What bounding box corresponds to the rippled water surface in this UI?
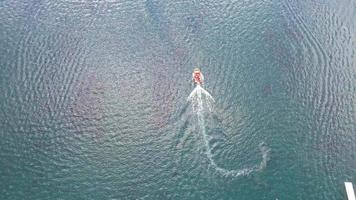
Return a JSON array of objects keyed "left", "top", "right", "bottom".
[{"left": 0, "top": 0, "right": 355, "bottom": 199}]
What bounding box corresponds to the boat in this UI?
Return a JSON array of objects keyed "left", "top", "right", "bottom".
[{"left": 192, "top": 68, "right": 204, "bottom": 85}]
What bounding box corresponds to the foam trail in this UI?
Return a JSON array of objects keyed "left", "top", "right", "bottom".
[
  {"left": 187, "top": 85, "right": 215, "bottom": 103},
  {"left": 187, "top": 85, "right": 270, "bottom": 177}
]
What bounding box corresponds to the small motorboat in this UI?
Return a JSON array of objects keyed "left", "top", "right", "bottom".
[{"left": 192, "top": 68, "right": 204, "bottom": 85}]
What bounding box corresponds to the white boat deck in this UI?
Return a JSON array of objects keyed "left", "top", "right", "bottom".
[{"left": 345, "top": 182, "right": 355, "bottom": 200}]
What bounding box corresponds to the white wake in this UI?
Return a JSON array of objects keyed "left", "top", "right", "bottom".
[{"left": 187, "top": 85, "right": 270, "bottom": 177}]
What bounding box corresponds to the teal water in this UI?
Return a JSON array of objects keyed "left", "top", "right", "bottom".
[{"left": 0, "top": 0, "right": 355, "bottom": 199}]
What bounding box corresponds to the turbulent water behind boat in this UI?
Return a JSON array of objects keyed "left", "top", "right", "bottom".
[
  {"left": 0, "top": 0, "right": 355, "bottom": 199},
  {"left": 186, "top": 85, "right": 270, "bottom": 177}
]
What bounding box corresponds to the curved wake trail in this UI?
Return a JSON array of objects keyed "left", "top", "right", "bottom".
[{"left": 187, "top": 85, "right": 270, "bottom": 177}]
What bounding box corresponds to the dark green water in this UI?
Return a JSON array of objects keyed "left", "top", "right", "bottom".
[{"left": 0, "top": 0, "right": 355, "bottom": 199}]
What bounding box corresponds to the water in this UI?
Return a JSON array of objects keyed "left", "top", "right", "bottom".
[
  {"left": 0, "top": 0, "right": 355, "bottom": 199},
  {"left": 187, "top": 84, "right": 270, "bottom": 177}
]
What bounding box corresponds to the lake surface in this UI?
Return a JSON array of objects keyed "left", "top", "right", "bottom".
[{"left": 0, "top": 0, "right": 355, "bottom": 199}]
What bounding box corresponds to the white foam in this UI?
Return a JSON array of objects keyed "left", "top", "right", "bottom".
[{"left": 187, "top": 85, "right": 270, "bottom": 177}]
